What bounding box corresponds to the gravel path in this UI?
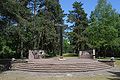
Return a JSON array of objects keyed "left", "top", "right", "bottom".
[
  {"left": 0, "top": 67, "right": 120, "bottom": 77},
  {"left": 0, "top": 67, "right": 120, "bottom": 80}
]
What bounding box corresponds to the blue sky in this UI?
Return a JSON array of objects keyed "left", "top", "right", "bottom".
[{"left": 60, "top": 0, "right": 120, "bottom": 18}]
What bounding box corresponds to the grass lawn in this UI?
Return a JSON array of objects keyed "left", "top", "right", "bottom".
[
  {"left": 63, "top": 53, "right": 78, "bottom": 57},
  {"left": 97, "top": 57, "right": 120, "bottom": 68},
  {"left": 115, "top": 60, "right": 120, "bottom": 68}
]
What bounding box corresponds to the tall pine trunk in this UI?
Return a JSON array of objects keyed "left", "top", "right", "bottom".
[{"left": 20, "top": 41, "right": 23, "bottom": 59}]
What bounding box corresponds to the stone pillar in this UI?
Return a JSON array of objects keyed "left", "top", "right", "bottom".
[
  {"left": 79, "top": 51, "right": 82, "bottom": 58},
  {"left": 93, "top": 49, "right": 95, "bottom": 59},
  {"left": 29, "top": 50, "right": 34, "bottom": 61}
]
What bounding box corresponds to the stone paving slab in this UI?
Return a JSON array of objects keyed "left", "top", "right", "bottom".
[{"left": 28, "top": 57, "right": 98, "bottom": 64}]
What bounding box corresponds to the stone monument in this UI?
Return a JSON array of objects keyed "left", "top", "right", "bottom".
[
  {"left": 79, "top": 51, "right": 92, "bottom": 59},
  {"left": 93, "top": 49, "right": 95, "bottom": 59},
  {"left": 29, "top": 50, "right": 46, "bottom": 61}
]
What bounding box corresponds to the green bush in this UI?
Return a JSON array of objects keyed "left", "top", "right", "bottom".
[{"left": 0, "top": 65, "right": 4, "bottom": 71}]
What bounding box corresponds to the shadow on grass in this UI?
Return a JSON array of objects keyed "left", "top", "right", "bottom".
[
  {"left": 0, "top": 59, "right": 12, "bottom": 73},
  {"left": 116, "top": 59, "right": 120, "bottom": 60},
  {"left": 108, "top": 71, "right": 120, "bottom": 80},
  {"left": 0, "top": 66, "right": 5, "bottom": 74}
]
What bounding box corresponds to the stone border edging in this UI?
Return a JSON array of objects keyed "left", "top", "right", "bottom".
[{"left": 98, "top": 60, "right": 115, "bottom": 67}]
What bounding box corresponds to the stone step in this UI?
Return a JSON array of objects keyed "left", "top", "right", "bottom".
[
  {"left": 13, "top": 67, "right": 111, "bottom": 71},
  {"left": 13, "top": 64, "right": 110, "bottom": 68},
  {"left": 14, "top": 66, "right": 110, "bottom": 69},
  {"left": 12, "top": 67, "right": 111, "bottom": 73},
  {"left": 12, "top": 65, "right": 110, "bottom": 69},
  {"left": 14, "top": 64, "right": 108, "bottom": 68},
  {"left": 13, "top": 63, "right": 110, "bottom": 67},
  {"left": 12, "top": 62, "right": 112, "bottom": 72},
  {"left": 11, "top": 58, "right": 112, "bottom": 72}
]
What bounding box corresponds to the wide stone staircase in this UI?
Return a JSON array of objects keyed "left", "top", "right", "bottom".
[{"left": 11, "top": 58, "right": 112, "bottom": 73}]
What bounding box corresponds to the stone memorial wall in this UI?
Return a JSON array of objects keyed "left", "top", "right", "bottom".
[{"left": 29, "top": 50, "right": 46, "bottom": 60}]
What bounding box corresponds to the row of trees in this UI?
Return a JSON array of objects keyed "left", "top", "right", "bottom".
[
  {"left": 0, "top": 0, "right": 64, "bottom": 58},
  {"left": 67, "top": 0, "right": 120, "bottom": 57},
  {"left": 0, "top": 0, "right": 120, "bottom": 58}
]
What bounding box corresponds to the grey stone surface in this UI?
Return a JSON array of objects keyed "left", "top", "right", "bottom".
[
  {"left": 79, "top": 51, "right": 92, "bottom": 59},
  {"left": 29, "top": 50, "right": 46, "bottom": 61}
]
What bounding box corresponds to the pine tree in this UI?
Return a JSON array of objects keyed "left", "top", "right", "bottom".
[
  {"left": 67, "top": 1, "right": 88, "bottom": 53},
  {"left": 37, "top": 0, "right": 64, "bottom": 55},
  {"left": 0, "top": 0, "right": 31, "bottom": 58},
  {"left": 87, "top": 0, "right": 120, "bottom": 57}
]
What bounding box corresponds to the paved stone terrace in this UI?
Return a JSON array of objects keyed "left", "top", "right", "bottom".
[
  {"left": 28, "top": 57, "right": 98, "bottom": 64},
  {"left": 11, "top": 57, "right": 112, "bottom": 72}
]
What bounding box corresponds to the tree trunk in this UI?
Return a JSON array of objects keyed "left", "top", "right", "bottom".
[
  {"left": 81, "top": 43, "right": 84, "bottom": 51},
  {"left": 21, "top": 41, "right": 24, "bottom": 59},
  {"left": 34, "top": 0, "right": 36, "bottom": 15},
  {"left": 37, "top": 35, "right": 40, "bottom": 49},
  {"left": 34, "top": 37, "right": 37, "bottom": 49}
]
